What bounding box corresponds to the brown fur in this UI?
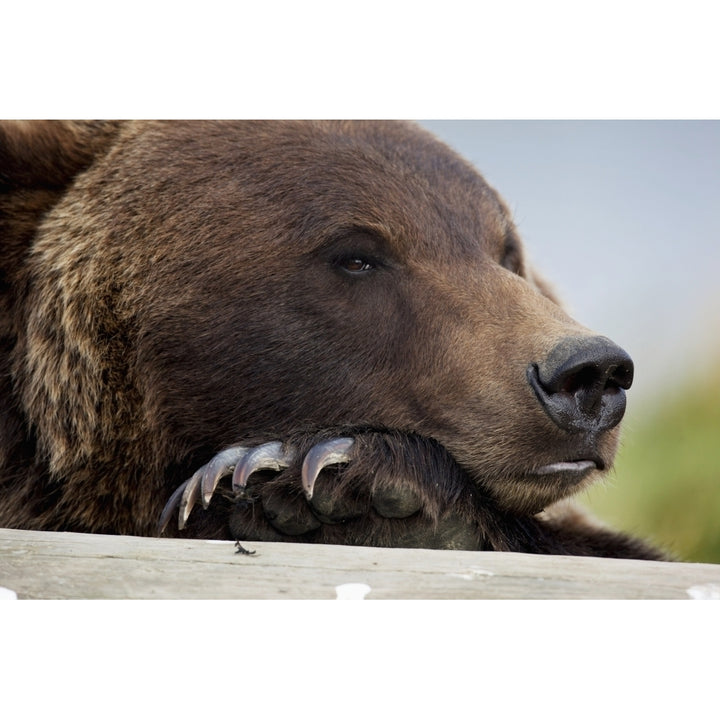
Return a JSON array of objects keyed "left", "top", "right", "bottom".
[{"left": 0, "top": 120, "right": 664, "bottom": 558}]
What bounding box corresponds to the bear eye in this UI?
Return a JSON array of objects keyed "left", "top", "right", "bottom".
[{"left": 333, "top": 256, "right": 376, "bottom": 276}]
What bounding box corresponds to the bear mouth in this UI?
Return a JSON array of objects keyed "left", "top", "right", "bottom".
[
  {"left": 523, "top": 458, "right": 605, "bottom": 496},
  {"left": 476, "top": 456, "right": 606, "bottom": 516},
  {"left": 531, "top": 459, "right": 603, "bottom": 478}
]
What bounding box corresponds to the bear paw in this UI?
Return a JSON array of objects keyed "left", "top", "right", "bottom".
[{"left": 158, "top": 432, "right": 483, "bottom": 550}]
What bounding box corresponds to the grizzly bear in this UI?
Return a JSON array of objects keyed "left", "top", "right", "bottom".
[{"left": 0, "top": 120, "right": 664, "bottom": 559}]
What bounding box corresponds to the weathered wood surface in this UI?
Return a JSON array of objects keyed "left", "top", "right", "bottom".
[{"left": 1, "top": 527, "right": 719, "bottom": 599}]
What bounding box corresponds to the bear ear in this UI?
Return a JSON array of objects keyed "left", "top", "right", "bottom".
[
  {"left": 0, "top": 121, "right": 122, "bottom": 304},
  {"left": 0, "top": 120, "right": 121, "bottom": 188}
]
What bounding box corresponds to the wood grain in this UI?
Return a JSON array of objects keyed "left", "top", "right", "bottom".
[{"left": 1, "top": 527, "right": 719, "bottom": 599}]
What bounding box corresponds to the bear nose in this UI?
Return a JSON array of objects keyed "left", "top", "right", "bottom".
[{"left": 527, "top": 336, "right": 634, "bottom": 434}]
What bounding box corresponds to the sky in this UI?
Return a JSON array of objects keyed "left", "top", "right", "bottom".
[{"left": 419, "top": 121, "right": 720, "bottom": 408}]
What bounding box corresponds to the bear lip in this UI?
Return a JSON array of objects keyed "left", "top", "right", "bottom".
[{"left": 531, "top": 459, "right": 600, "bottom": 476}]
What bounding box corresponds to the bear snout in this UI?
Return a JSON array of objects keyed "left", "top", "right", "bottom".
[{"left": 527, "top": 335, "right": 634, "bottom": 435}]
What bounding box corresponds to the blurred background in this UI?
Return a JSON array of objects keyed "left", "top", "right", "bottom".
[{"left": 420, "top": 121, "right": 720, "bottom": 563}]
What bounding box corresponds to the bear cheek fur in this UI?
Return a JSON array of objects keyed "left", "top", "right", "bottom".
[{"left": 131, "top": 235, "right": 428, "bottom": 450}]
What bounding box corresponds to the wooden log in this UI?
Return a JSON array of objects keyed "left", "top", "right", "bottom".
[{"left": 1, "top": 527, "right": 719, "bottom": 599}]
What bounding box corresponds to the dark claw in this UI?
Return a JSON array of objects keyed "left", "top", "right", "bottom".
[
  {"left": 179, "top": 467, "right": 204, "bottom": 529},
  {"left": 160, "top": 437, "right": 356, "bottom": 536},
  {"left": 158, "top": 445, "right": 251, "bottom": 533},
  {"left": 231, "top": 441, "right": 296, "bottom": 491},
  {"left": 301, "top": 437, "right": 355, "bottom": 500},
  {"left": 157, "top": 480, "right": 189, "bottom": 535},
  {"left": 201, "top": 446, "right": 250, "bottom": 507}
]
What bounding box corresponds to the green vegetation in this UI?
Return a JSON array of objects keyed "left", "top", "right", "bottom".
[{"left": 582, "top": 363, "right": 720, "bottom": 564}]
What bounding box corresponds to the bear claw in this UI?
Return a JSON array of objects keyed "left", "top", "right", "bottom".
[
  {"left": 159, "top": 437, "right": 355, "bottom": 534},
  {"left": 157, "top": 446, "right": 249, "bottom": 533},
  {"left": 231, "top": 441, "right": 296, "bottom": 491},
  {"left": 201, "top": 446, "right": 251, "bottom": 505},
  {"left": 300, "top": 437, "right": 355, "bottom": 499},
  {"left": 157, "top": 482, "right": 189, "bottom": 534}
]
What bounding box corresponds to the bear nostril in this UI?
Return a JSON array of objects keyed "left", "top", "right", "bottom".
[
  {"left": 611, "top": 361, "right": 634, "bottom": 391},
  {"left": 528, "top": 336, "right": 634, "bottom": 433},
  {"left": 557, "top": 365, "right": 599, "bottom": 396}
]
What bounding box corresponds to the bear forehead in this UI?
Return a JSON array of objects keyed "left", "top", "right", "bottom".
[{"left": 102, "top": 120, "right": 516, "bottom": 264}]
